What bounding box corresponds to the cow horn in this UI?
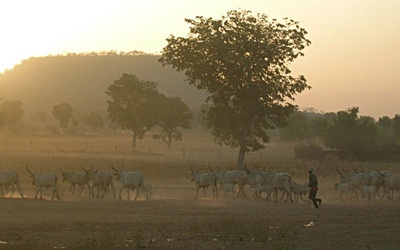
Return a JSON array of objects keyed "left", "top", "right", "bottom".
[
  {"left": 208, "top": 164, "right": 214, "bottom": 172},
  {"left": 120, "top": 163, "right": 125, "bottom": 171},
  {"left": 190, "top": 165, "right": 194, "bottom": 173},
  {"left": 81, "top": 165, "right": 91, "bottom": 173},
  {"left": 26, "top": 164, "right": 34, "bottom": 176},
  {"left": 375, "top": 169, "right": 384, "bottom": 176},
  {"left": 336, "top": 169, "right": 344, "bottom": 177},
  {"left": 59, "top": 167, "right": 65, "bottom": 174},
  {"left": 111, "top": 165, "right": 118, "bottom": 172}
]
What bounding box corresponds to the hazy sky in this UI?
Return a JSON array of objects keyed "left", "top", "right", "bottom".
[{"left": 1, "top": 0, "right": 399, "bottom": 119}]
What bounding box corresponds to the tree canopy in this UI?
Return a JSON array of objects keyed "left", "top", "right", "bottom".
[
  {"left": 160, "top": 9, "right": 311, "bottom": 168},
  {"left": 106, "top": 74, "right": 161, "bottom": 148},
  {"left": 52, "top": 102, "right": 73, "bottom": 129},
  {"left": 0, "top": 100, "right": 24, "bottom": 132},
  {"left": 153, "top": 96, "right": 193, "bottom": 148}
]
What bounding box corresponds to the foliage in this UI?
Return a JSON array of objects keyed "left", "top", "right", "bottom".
[
  {"left": 324, "top": 107, "right": 378, "bottom": 152},
  {"left": 85, "top": 111, "right": 105, "bottom": 131},
  {"left": 0, "top": 99, "right": 24, "bottom": 131},
  {"left": 280, "top": 110, "right": 330, "bottom": 142},
  {"left": 52, "top": 103, "right": 73, "bottom": 129},
  {"left": 160, "top": 9, "right": 311, "bottom": 168},
  {"left": 152, "top": 96, "right": 193, "bottom": 148},
  {"left": 106, "top": 74, "right": 161, "bottom": 148},
  {"left": 280, "top": 111, "right": 312, "bottom": 141}
]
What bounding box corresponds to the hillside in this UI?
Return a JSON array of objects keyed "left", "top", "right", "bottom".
[{"left": 0, "top": 54, "right": 208, "bottom": 116}]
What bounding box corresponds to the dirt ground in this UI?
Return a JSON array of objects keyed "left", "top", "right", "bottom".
[{"left": 0, "top": 179, "right": 399, "bottom": 250}]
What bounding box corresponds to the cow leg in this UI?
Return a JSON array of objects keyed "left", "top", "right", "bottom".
[
  {"left": 16, "top": 184, "right": 24, "bottom": 198},
  {"left": 9, "top": 184, "right": 15, "bottom": 198},
  {"left": 110, "top": 182, "right": 116, "bottom": 199},
  {"left": 101, "top": 185, "right": 107, "bottom": 198},
  {"left": 77, "top": 185, "right": 84, "bottom": 196},
  {"left": 34, "top": 188, "right": 39, "bottom": 199},
  {"left": 211, "top": 186, "right": 216, "bottom": 200},
  {"left": 134, "top": 187, "right": 140, "bottom": 201},
  {"left": 195, "top": 187, "right": 200, "bottom": 199},
  {"left": 119, "top": 186, "right": 124, "bottom": 199}
]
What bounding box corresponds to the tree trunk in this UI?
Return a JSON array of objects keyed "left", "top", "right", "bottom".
[
  {"left": 236, "top": 119, "right": 251, "bottom": 170},
  {"left": 131, "top": 132, "right": 137, "bottom": 148},
  {"left": 236, "top": 146, "right": 246, "bottom": 170}
]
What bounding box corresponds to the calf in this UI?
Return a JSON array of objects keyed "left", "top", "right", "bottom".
[
  {"left": 290, "top": 181, "right": 309, "bottom": 203},
  {"left": 334, "top": 182, "right": 355, "bottom": 200},
  {"left": 360, "top": 185, "right": 377, "bottom": 201}
]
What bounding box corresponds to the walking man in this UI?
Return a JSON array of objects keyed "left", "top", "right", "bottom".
[{"left": 308, "top": 167, "right": 322, "bottom": 208}]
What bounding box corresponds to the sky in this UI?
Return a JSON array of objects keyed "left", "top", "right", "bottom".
[{"left": 1, "top": 0, "right": 399, "bottom": 119}]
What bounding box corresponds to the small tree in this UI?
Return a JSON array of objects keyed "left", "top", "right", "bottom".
[
  {"left": 52, "top": 103, "right": 73, "bottom": 129},
  {"left": 85, "top": 111, "right": 104, "bottom": 131},
  {"left": 153, "top": 96, "right": 193, "bottom": 148},
  {"left": 106, "top": 74, "right": 160, "bottom": 148},
  {"left": 0, "top": 100, "right": 24, "bottom": 131}
]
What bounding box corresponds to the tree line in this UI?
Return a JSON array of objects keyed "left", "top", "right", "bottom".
[
  {"left": 0, "top": 73, "right": 193, "bottom": 149},
  {"left": 281, "top": 107, "right": 400, "bottom": 161}
]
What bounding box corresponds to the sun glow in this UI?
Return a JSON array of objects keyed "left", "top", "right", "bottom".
[{"left": 0, "top": 1, "right": 124, "bottom": 72}]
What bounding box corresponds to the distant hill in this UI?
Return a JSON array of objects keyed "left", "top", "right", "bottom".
[{"left": 0, "top": 54, "right": 208, "bottom": 116}]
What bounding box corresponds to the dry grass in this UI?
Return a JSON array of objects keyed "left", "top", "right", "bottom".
[{"left": 0, "top": 132, "right": 400, "bottom": 249}]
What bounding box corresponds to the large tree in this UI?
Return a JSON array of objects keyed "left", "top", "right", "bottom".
[
  {"left": 153, "top": 96, "right": 193, "bottom": 148},
  {"left": 106, "top": 74, "right": 161, "bottom": 148},
  {"left": 159, "top": 10, "right": 311, "bottom": 168}
]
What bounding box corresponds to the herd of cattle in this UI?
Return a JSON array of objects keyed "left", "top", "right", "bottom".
[
  {"left": 0, "top": 164, "right": 399, "bottom": 202},
  {"left": 190, "top": 166, "right": 400, "bottom": 202},
  {"left": 0, "top": 164, "right": 152, "bottom": 201}
]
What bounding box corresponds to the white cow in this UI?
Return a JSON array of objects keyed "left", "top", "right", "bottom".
[
  {"left": 0, "top": 171, "right": 24, "bottom": 198},
  {"left": 60, "top": 167, "right": 90, "bottom": 196},
  {"left": 257, "top": 169, "right": 293, "bottom": 203},
  {"left": 26, "top": 165, "right": 59, "bottom": 200},
  {"left": 382, "top": 172, "right": 400, "bottom": 200},
  {"left": 112, "top": 165, "right": 148, "bottom": 200},
  {"left": 87, "top": 167, "right": 115, "bottom": 198},
  {"left": 190, "top": 166, "right": 217, "bottom": 199}
]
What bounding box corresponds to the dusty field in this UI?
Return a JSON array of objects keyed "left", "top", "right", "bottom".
[
  {"left": 0, "top": 134, "right": 399, "bottom": 249},
  {"left": 0, "top": 181, "right": 399, "bottom": 250}
]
